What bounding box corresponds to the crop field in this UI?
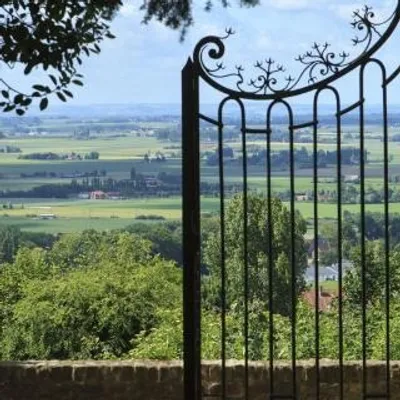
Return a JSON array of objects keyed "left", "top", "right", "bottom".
[
  {"left": 0, "top": 117, "right": 178, "bottom": 135},
  {"left": 1, "top": 198, "right": 183, "bottom": 219},
  {"left": 1, "top": 118, "right": 400, "bottom": 234},
  {"left": 0, "top": 197, "right": 184, "bottom": 233},
  {"left": 1, "top": 194, "right": 399, "bottom": 234},
  {"left": 0, "top": 136, "right": 169, "bottom": 163},
  {"left": 0, "top": 216, "right": 134, "bottom": 233}
]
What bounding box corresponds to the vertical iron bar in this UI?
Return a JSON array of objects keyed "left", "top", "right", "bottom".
[
  {"left": 312, "top": 94, "right": 320, "bottom": 400},
  {"left": 266, "top": 106, "right": 275, "bottom": 397},
  {"left": 359, "top": 65, "right": 367, "bottom": 399},
  {"left": 182, "top": 58, "right": 202, "bottom": 400},
  {"left": 382, "top": 68, "right": 391, "bottom": 400},
  {"left": 218, "top": 101, "right": 227, "bottom": 400},
  {"left": 289, "top": 112, "right": 297, "bottom": 399},
  {"left": 240, "top": 103, "right": 249, "bottom": 400},
  {"left": 336, "top": 94, "right": 344, "bottom": 400}
]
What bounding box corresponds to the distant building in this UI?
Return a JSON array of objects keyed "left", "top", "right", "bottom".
[
  {"left": 303, "top": 287, "right": 336, "bottom": 311},
  {"left": 66, "top": 153, "right": 81, "bottom": 160},
  {"left": 305, "top": 261, "right": 353, "bottom": 283},
  {"left": 144, "top": 177, "right": 161, "bottom": 189},
  {"left": 39, "top": 213, "right": 56, "bottom": 220},
  {"left": 296, "top": 193, "right": 311, "bottom": 202},
  {"left": 344, "top": 175, "right": 360, "bottom": 184},
  {"left": 305, "top": 266, "right": 339, "bottom": 283},
  {"left": 78, "top": 192, "right": 90, "bottom": 200},
  {"left": 90, "top": 190, "right": 107, "bottom": 200},
  {"left": 107, "top": 192, "right": 122, "bottom": 200}
]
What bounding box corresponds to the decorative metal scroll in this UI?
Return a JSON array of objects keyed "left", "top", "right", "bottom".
[{"left": 193, "top": 4, "right": 400, "bottom": 100}]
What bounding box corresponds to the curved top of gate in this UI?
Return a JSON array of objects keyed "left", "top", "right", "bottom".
[{"left": 193, "top": 2, "right": 400, "bottom": 100}]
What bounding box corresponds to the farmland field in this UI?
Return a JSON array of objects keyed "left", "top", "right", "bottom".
[
  {"left": 0, "top": 195, "right": 399, "bottom": 233},
  {"left": 0, "top": 136, "right": 168, "bottom": 163},
  {"left": 1, "top": 114, "right": 400, "bottom": 234}
]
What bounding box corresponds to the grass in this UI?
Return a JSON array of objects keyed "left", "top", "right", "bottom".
[
  {"left": 0, "top": 196, "right": 218, "bottom": 233},
  {"left": 0, "top": 158, "right": 182, "bottom": 188},
  {"left": 1, "top": 196, "right": 398, "bottom": 234},
  {"left": 320, "top": 281, "right": 339, "bottom": 292},
  {"left": 0, "top": 136, "right": 169, "bottom": 163},
  {"left": 2, "top": 128, "right": 400, "bottom": 234},
  {"left": 294, "top": 202, "right": 394, "bottom": 220},
  {"left": 312, "top": 280, "right": 339, "bottom": 294},
  {"left": 0, "top": 216, "right": 136, "bottom": 233},
  {"left": 1, "top": 198, "right": 183, "bottom": 219},
  {"left": 2, "top": 134, "right": 399, "bottom": 188}
]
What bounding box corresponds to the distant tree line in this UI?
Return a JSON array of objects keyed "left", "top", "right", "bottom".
[
  {"left": 0, "top": 171, "right": 241, "bottom": 199},
  {"left": 18, "top": 151, "right": 100, "bottom": 161},
  {"left": 19, "top": 170, "right": 107, "bottom": 179},
  {"left": 0, "top": 145, "right": 21, "bottom": 153},
  {"left": 206, "top": 147, "right": 367, "bottom": 168},
  {"left": 289, "top": 185, "right": 400, "bottom": 205}
]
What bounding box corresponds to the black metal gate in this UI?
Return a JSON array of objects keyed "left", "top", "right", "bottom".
[{"left": 182, "top": 3, "right": 400, "bottom": 399}]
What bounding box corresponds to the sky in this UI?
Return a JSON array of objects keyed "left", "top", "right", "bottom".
[{"left": 3, "top": 0, "right": 400, "bottom": 108}]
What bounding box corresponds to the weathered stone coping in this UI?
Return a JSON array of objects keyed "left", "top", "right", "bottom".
[{"left": 0, "top": 360, "right": 399, "bottom": 399}]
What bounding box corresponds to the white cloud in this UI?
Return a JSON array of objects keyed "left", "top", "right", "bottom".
[
  {"left": 264, "top": 0, "right": 328, "bottom": 10},
  {"left": 119, "top": 3, "right": 138, "bottom": 18}
]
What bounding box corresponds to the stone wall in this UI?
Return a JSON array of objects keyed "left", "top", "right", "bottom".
[{"left": 0, "top": 360, "right": 399, "bottom": 400}]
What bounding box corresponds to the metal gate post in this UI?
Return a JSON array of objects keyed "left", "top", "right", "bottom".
[{"left": 182, "top": 58, "right": 201, "bottom": 400}]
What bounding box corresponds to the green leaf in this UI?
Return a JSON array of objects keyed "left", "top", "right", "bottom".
[
  {"left": 3, "top": 104, "right": 16, "bottom": 112},
  {"left": 72, "top": 80, "right": 83, "bottom": 86},
  {"left": 21, "top": 98, "right": 32, "bottom": 107},
  {"left": 14, "top": 94, "right": 24, "bottom": 104},
  {"left": 16, "top": 109, "right": 25, "bottom": 116},
  {"left": 56, "top": 92, "right": 66, "bottom": 102},
  {"left": 40, "top": 97, "right": 49, "bottom": 111},
  {"left": 62, "top": 90, "right": 73, "bottom": 98},
  {"left": 49, "top": 75, "right": 57, "bottom": 86},
  {"left": 33, "top": 85, "right": 46, "bottom": 92},
  {"left": 24, "top": 63, "right": 34, "bottom": 75},
  {"left": 1, "top": 90, "right": 9, "bottom": 99}
]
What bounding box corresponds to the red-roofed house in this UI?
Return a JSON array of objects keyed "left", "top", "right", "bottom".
[
  {"left": 90, "top": 190, "right": 107, "bottom": 200},
  {"left": 303, "top": 287, "right": 336, "bottom": 312}
]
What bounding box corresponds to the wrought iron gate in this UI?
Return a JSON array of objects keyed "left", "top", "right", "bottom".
[{"left": 182, "top": 3, "right": 400, "bottom": 399}]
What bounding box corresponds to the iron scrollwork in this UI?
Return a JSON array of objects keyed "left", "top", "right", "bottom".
[{"left": 193, "top": 4, "right": 400, "bottom": 99}]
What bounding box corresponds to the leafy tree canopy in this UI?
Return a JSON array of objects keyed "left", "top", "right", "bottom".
[
  {"left": 0, "top": 225, "right": 20, "bottom": 264},
  {"left": 344, "top": 241, "right": 400, "bottom": 306},
  {"left": 125, "top": 221, "right": 182, "bottom": 265},
  {"left": 141, "top": 0, "right": 259, "bottom": 37},
  {"left": 0, "top": 0, "right": 258, "bottom": 114},
  {"left": 203, "top": 194, "right": 308, "bottom": 316},
  {"left": 0, "top": 0, "right": 122, "bottom": 114},
  {"left": 0, "top": 229, "right": 181, "bottom": 360}
]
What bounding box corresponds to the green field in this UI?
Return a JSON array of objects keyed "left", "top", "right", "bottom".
[
  {"left": 1, "top": 134, "right": 399, "bottom": 185},
  {"left": 0, "top": 136, "right": 169, "bottom": 163},
  {"left": 294, "top": 202, "right": 393, "bottom": 219},
  {"left": 0, "top": 216, "right": 136, "bottom": 233},
  {"left": 0, "top": 197, "right": 184, "bottom": 233},
  {"left": 1, "top": 196, "right": 399, "bottom": 233},
  {"left": 1, "top": 126, "right": 400, "bottom": 234},
  {"left": 1, "top": 198, "right": 183, "bottom": 219}
]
